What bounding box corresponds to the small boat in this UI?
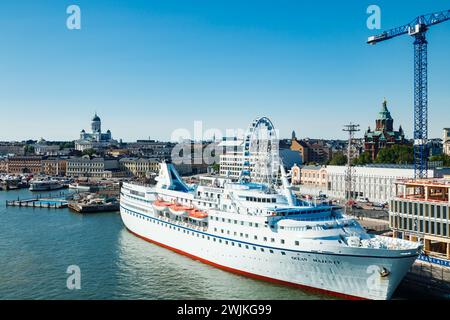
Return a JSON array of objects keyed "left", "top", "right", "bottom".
[
  {"left": 152, "top": 200, "right": 171, "bottom": 211},
  {"left": 30, "top": 180, "right": 64, "bottom": 191},
  {"left": 188, "top": 209, "right": 208, "bottom": 220},
  {"left": 168, "top": 204, "right": 190, "bottom": 216}
]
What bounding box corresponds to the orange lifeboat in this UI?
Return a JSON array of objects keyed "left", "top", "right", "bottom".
[
  {"left": 188, "top": 209, "right": 208, "bottom": 220},
  {"left": 168, "top": 204, "right": 190, "bottom": 216},
  {"left": 152, "top": 200, "right": 172, "bottom": 211}
]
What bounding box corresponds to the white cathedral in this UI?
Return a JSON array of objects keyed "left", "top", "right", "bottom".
[{"left": 75, "top": 113, "right": 118, "bottom": 151}]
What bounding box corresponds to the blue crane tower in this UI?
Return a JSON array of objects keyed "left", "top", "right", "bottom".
[{"left": 367, "top": 10, "right": 450, "bottom": 178}]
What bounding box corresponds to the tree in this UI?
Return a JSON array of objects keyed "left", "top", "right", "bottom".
[
  {"left": 328, "top": 151, "right": 347, "bottom": 166},
  {"left": 374, "top": 145, "right": 414, "bottom": 164},
  {"left": 430, "top": 154, "right": 450, "bottom": 167},
  {"left": 353, "top": 151, "right": 373, "bottom": 166},
  {"left": 23, "top": 144, "right": 35, "bottom": 155},
  {"left": 82, "top": 148, "right": 96, "bottom": 157},
  {"left": 59, "top": 141, "right": 75, "bottom": 150}
]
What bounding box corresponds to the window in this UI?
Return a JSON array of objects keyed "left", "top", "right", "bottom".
[
  {"left": 295, "top": 241, "right": 299, "bottom": 246},
  {"left": 281, "top": 239, "right": 285, "bottom": 244}
]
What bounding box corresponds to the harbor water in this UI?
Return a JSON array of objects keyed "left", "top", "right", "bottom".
[{"left": 0, "top": 189, "right": 427, "bottom": 300}]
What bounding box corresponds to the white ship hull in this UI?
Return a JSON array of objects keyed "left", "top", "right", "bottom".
[{"left": 120, "top": 202, "right": 416, "bottom": 300}]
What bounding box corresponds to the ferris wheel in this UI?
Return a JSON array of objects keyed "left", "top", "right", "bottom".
[{"left": 240, "top": 117, "right": 280, "bottom": 186}]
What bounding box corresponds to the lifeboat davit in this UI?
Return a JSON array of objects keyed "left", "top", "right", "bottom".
[
  {"left": 152, "top": 200, "right": 171, "bottom": 212},
  {"left": 168, "top": 204, "right": 190, "bottom": 216},
  {"left": 188, "top": 209, "right": 208, "bottom": 220}
]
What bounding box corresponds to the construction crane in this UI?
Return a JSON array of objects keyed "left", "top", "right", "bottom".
[{"left": 367, "top": 9, "right": 450, "bottom": 179}]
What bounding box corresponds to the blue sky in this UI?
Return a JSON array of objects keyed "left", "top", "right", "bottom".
[{"left": 0, "top": 0, "right": 449, "bottom": 142}]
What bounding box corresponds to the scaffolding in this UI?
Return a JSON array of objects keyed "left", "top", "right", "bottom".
[{"left": 343, "top": 123, "right": 360, "bottom": 214}]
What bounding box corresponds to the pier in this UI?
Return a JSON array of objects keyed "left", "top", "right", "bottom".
[{"left": 5, "top": 193, "right": 69, "bottom": 209}]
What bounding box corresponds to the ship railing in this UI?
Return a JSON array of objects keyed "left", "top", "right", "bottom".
[{"left": 158, "top": 215, "right": 208, "bottom": 232}]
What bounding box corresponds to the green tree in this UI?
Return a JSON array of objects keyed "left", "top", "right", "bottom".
[
  {"left": 430, "top": 153, "right": 450, "bottom": 167},
  {"left": 211, "top": 162, "right": 220, "bottom": 173},
  {"left": 374, "top": 145, "right": 414, "bottom": 164},
  {"left": 353, "top": 151, "right": 373, "bottom": 166},
  {"left": 23, "top": 145, "right": 35, "bottom": 155},
  {"left": 328, "top": 151, "right": 347, "bottom": 166},
  {"left": 59, "top": 141, "right": 75, "bottom": 150},
  {"left": 82, "top": 148, "right": 96, "bottom": 157}
]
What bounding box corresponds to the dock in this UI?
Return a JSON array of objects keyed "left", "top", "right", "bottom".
[
  {"left": 68, "top": 202, "right": 119, "bottom": 213},
  {"left": 6, "top": 198, "right": 68, "bottom": 209}
]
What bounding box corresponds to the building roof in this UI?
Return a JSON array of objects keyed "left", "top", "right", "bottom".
[
  {"left": 92, "top": 113, "right": 101, "bottom": 122},
  {"left": 378, "top": 99, "right": 393, "bottom": 120}
]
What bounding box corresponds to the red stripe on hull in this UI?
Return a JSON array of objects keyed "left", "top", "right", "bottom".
[{"left": 126, "top": 228, "right": 367, "bottom": 300}]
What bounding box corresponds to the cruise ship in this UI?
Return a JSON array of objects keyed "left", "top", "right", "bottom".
[{"left": 120, "top": 162, "right": 422, "bottom": 300}]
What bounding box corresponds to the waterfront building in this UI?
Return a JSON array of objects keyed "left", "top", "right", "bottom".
[
  {"left": 126, "top": 140, "right": 174, "bottom": 159},
  {"left": 0, "top": 143, "right": 25, "bottom": 156},
  {"left": 290, "top": 135, "right": 331, "bottom": 164},
  {"left": 444, "top": 128, "right": 450, "bottom": 156},
  {"left": 0, "top": 158, "right": 8, "bottom": 173},
  {"left": 291, "top": 164, "right": 327, "bottom": 188},
  {"left": 42, "top": 158, "right": 67, "bottom": 176},
  {"left": 364, "top": 99, "right": 406, "bottom": 161},
  {"left": 75, "top": 114, "right": 118, "bottom": 151},
  {"left": 325, "top": 164, "right": 444, "bottom": 203},
  {"left": 119, "top": 158, "right": 160, "bottom": 178},
  {"left": 33, "top": 138, "right": 61, "bottom": 156},
  {"left": 66, "top": 156, "right": 119, "bottom": 178},
  {"left": 6, "top": 156, "right": 44, "bottom": 175},
  {"left": 390, "top": 178, "right": 450, "bottom": 260}
]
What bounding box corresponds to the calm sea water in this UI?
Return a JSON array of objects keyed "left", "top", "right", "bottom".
[{"left": 0, "top": 188, "right": 333, "bottom": 300}]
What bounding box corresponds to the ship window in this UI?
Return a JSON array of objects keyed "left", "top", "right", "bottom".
[
  {"left": 207, "top": 236, "right": 210, "bottom": 240},
  {"left": 295, "top": 241, "right": 299, "bottom": 246},
  {"left": 225, "top": 241, "right": 228, "bottom": 245},
  {"left": 264, "top": 237, "right": 267, "bottom": 241},
  {"left": 231, "top": 242, "right": 235, "bottom": 246},
  {"left": 238, "top": 244, "right": 242, "bottom": 247},
  {"left": 245, "top": 245, "right": 249, "bottom": 249},
  {"left": 271, "top": 238, "right": 275, "bottom": 242},
  {"left": 249, "top": 222, "right": 253, "bottom": 227},
  {"left": 222, "top": 218, "right": 225, "bottom": 222},
  {"left": 241, "top": 221, "right": 244, "bottom": 225},
  {"left": 213, "top": 238, "right": 216, "bottom": 242},
  {"left": 255, "top": 223, "right": 259, "bottom": 228},
  {"left": 219, "top": 239, "right": 222, "bottom": 243},
  {"left": 253, "top": 247, "right": 256, "bottom": 250},
  {"left": 228, "top": 219, "right": 231, "bottom": 223},
  {"left": 245, "top": 234, "right": 249, "bottom": 238},
  {"left": 281, "top": 239, "right": 285, "bottom": 244},
  {"left": 269, "top": 250, "right": 274, "bottom": 254},
  {"left": 240, "top": 233, "right": 243, "bottom": 237},
  {"left": 254, "top": 236, "right": 257, "bottom": 240},
  {"left": 281, "top": 252, "right": 286, "bottom": 255},
  {"left": 234, "top": 220, "right": 237, "bottom": 224},
  {"left": 221, "top": 229, "right": 224, "bottom": 233}
]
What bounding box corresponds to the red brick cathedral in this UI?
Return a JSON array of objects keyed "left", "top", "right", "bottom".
[{"left": 364, "top": 99, "right": 406, "bottom": 160}]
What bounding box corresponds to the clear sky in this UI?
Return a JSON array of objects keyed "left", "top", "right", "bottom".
[{"left": 0, "top": 0, "right": 449, "bottom": 142}]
